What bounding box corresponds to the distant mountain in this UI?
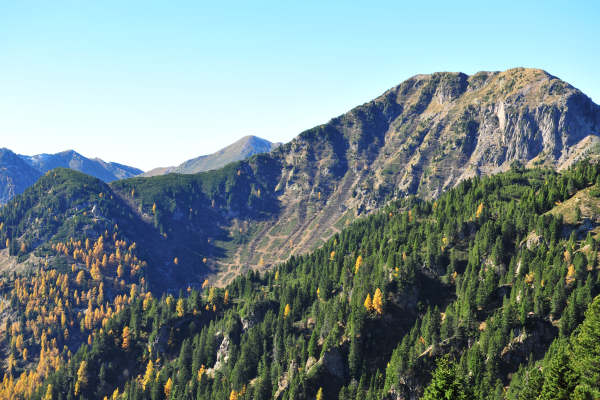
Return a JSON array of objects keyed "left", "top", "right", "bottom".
[
  {"left": 142, "top": 135, "right": 281, "bottom": 177},
  {"left": 0, "top": 148, "right": 41, "bottom": 204},
  {"left": 20, "top": 150, "right": 143, "bottom": 181},
  {"left": 0, "top": 149, "right": 142, "bottom": 204}
]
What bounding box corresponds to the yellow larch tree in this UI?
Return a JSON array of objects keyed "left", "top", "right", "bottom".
[
  {"left": 355, "top": 255, "right": 363, "bottom": 274},
  {"left": 364, "top": 293, "right": 373, "bottom": 312},
  {"left": 372, "top": 288, "right": 384, "bottom": 315},
  {"left": 476, "top": 202, "right": 484, "bottom": 218},
  {"left": 43, "top": 384, "right": 53, "bottom": 400},
  {"left": 566, "top": 264, "right": 577, "bottom": 285},
  {"left": 74, "top": 360, "right": 88, "bottom": 396},
  {"left": 164, "top": 377, "right": 173, "bottom": 398},
  {"left": 122, "top": 326, "right": 130, "bottom": 350},
  {"left": 197, "top": 364, "right": 206, "bottom": 382},
  {"left": 176, "top": 298, "right": 185, "bottom": 317},
  {"left": 75, "top": 270, "right": 86, "bottom": 286},
  {"left": 316, "top": 387, "right": 324, "bottom": 400},
  {"left": 142, "top": 360, "right": 154, "bottom": 390}
]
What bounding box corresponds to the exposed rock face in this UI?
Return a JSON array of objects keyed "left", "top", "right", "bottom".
[
  {"left": 500, "top": 316, "right": 558, "bottom": 367},
  {"left": 206, "top": 333, "right": 230, "bottom": 376},
  {"left": 209, "top": 68, "right": 600, "bottom": 279}
]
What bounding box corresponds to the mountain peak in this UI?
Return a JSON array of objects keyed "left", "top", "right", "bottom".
[{"left": 142, "top": 135, "right": 280, "bottom": 176}]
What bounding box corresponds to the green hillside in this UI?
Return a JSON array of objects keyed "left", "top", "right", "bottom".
[{"left": 7, "top": 160, "right": 598, "bottom": 400}]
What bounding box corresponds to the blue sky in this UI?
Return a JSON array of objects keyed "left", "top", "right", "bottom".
[{"left": 1, "top": 1, "right": 599, "bottom": 170}]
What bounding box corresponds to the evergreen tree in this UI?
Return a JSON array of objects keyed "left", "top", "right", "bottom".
[
  {"left": 422, "top": 356, "right": 472, "bottom": 400},
  {"left": 571, "top": 295, "right": 600, "bottom": 397},
  {"left": 538, "top": 343, "right": 576, "bottom": 400}
]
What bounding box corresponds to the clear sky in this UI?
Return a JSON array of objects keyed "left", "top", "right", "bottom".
[{"left": 1, "top": 1, "right": 599, "bottom": 171}]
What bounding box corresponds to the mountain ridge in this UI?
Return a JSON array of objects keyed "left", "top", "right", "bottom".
[
  {"left": 2, "top": 68, "right": 600, "bottom": 286},
  {"left": 0, "top": 148, "right": 143, "bottom": 204}
]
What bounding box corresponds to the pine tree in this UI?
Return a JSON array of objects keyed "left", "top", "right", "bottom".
[
  {"left": 422, "top": 356, "right": 472, "bottom": 400},
  {"left": 571, "top": 295, "right": 600, "bottom": 397},
  {"left": 538, "top": 343, "right": 576, "bottom": 400}
]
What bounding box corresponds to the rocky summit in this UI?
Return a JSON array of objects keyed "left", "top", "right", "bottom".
[{"left": 189, "top": 68, "right": 600, "bottom": 276}]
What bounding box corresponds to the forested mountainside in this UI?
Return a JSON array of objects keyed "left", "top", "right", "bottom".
[
  {"left": 0, "top": 148, "right": 142, "bottom": 204},
  {"left": 0, "top": 67, "right": 599, "bottom": 399},
  {"left": 109, "top": 68, "right": 600, "bottom": 283},
  {"left": 142, "top": 136, "right": 280, "bottom": 177},
  {"left": 2, "top": 160, "right": 600, "bottom": 399}
]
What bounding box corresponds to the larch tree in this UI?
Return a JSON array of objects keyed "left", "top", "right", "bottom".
[{"left": 373, "top": 288, "right": 384, "bottom": 315}]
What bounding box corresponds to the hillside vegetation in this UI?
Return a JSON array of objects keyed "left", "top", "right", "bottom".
[
  {"left": 0, "top": 68, "right": 599, "bottom": 399},
  {"left": 0, "top": 160, "right": 599, "bottom": 399}
]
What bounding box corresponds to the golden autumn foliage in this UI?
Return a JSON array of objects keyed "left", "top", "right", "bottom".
[
  {"left": 76, "top": 270, "right": 86, "bottom": 285},
  {"left": 74, "top": 360, "right": 88, "bottom": 395},
  {"left": 524, "top": 271, "right": 535, "bottom": 285},
  {"left": 0, "top": 220, "right": 151, "bottom": 397},
  {"left": 355, "top": 255, "right": 363, "bottom": 274},
  {"left": 43, "top": 384, "right": 53, "bottom": 400},
  {"left": 475, "top": 202, "right": 484, "bottom": 218},
  {"left": 566, "top": 264, "right": 577, "bottom": 285},
  {"left": 197, "top": 364, "right": 206, "bottom": 382},
  {"left": 372, "top": 288, "right": 384, "bottom": 315},
  {"left": 142, "top": 360, "right": 154, "bottom": 390},
  {"left": 176, "top": 298, "right": 185, "bottom": 317},
  {"left": 122, "top": 326, "right": 130, "bottom": 349},
  {"left": 283, "top": 303, "right": 291, "bottom": 319},
  {"left": 364, "top": 293, "right": 373, "bottom": 312},
  {"left": 164, "top": 377, "right": 173, "bottom": 398}
]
